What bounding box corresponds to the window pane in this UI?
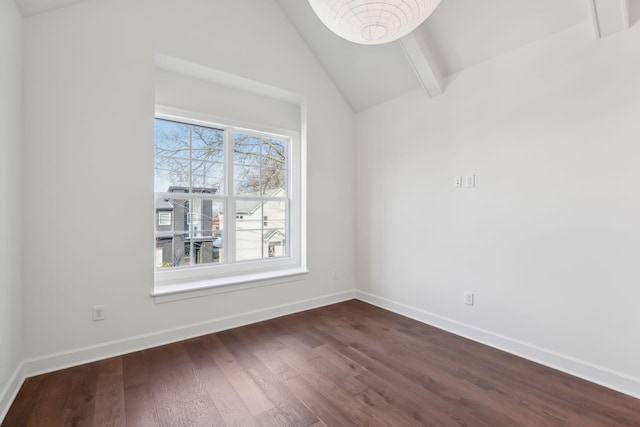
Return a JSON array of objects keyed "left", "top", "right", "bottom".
[
  {"left": 236, "top": 199, "right": 263, "bottom": 224},
  {"left": 191, "top": 125, "right": 224, "bottom": 162},
  {"left": 263, "top": 200, "right": 286, "bottom": 229},
  {"left": 192, "top": 161, "right": 224, "bottom": 195},
  {"left": 233, "top": 134, "right": 288, "bottom": 196},
  {"left": 263, "top": 200, "right": 286, "bottom": 258},
  {"left": 236, "top": 200, "right": 262, "bottom": 261},
  {"left": 261, "top": 138, "right": 287, "bottom": 195},
  {"left": 233, "top": 134, "right": 262, "bottom": 166},
  {"left": 155, "top": 119, "right": 225, "bottom": 195},
  {"left": 155, "top": 157, "right": 191, "bottom": 192},
  {"left": 235, "top": 200, "right": 287, "bottom": 261},
  {"left": 236, "top": 230, "right": 263, "bottom": 261},
  {"left": 234, "top": 165, "right": 261, "bottom": 195},
  {"left": 155, "top": 195, "right": 224, "bottom": 268},
  {"left": 264, "top": 229, "right": 286, "bottom": 258},
  {"left": 155, "top": 119, "right": 191, "bottom": 159}
]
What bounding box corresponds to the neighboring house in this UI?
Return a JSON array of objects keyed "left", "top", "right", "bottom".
[
  {"left": 235, "top": 188, "right": 287, "bottom": 261},
  {"left": 155, "top": 186, "right": 221, "bottom": 268},
  {"left": 155, "top": 187, "right": 286, "bottom": 267}
]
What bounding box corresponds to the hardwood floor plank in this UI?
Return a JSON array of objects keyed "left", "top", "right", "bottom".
[
  {"left": 123, "top": 383, "right": 159, "bottom": 426},
  {"left": 351, "top": 354, "right": 486, "bottom": 427},
  {"left": 155, "top": 396, "right": 224, "bottom": 427},
  {"left": 4, "top": 300, "right": 640, "bottom": 427},
  {"left": 208, "top": 334, "right": 275, "bottom": 416},
  {"left": 278, "top": 347, "right": 378, "bottom": 426},
  {"left": 254, "top": 407, "right": 292, "bottom": 427},
  {"left": 121, "top": 350, "right": 150, "bottom": 389},
  {"left": 253, "top": 347, "right": 299, "bottom": 382},
  {"left": 184, "top": 339, "right": 256, "bottom": 427},
  {"left": 93, "top": 358, "right": 126, "bottom": 427},
  {"left": 198, "top": 363, "right": 257, "bottom": 427},
  {"left": 219, "top": 329, "right": 319, "bottom": 427},
  {"left": 230, "top": 322, "right": 287, "bottom": 353},
  {"left": 25, "top": 365, "right": 99, "bottom": 427},
  {"left": 312, "top": 343, "right": 367, "bottom": 375},
  {"left": 144, "top": 340, "right": 226, "bottom": 426},
  {"left": 147, "top": 360, "right": 201, "bottom": 408},
  {"left": 144, "top": 342, "right": 191, "bottom": 372},
  {"left": 304, "top": 325, "right": 350, "bottom": 351},
  {"left": 353, "top": 386, "right": 430, "bottom": 427},
  {"left": 284, "top": 376, "right": 359, "bottom": 427},
  {"left": 0, "top": 375, "right": 44, "bottom": 426},
  {"left": 308, "top": 350, "right": 367, "bottom": 395}
]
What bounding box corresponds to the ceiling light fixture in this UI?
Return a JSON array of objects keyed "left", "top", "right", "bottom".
[{"left": 308, "top": 0, "right": 441, "bottom": 45}]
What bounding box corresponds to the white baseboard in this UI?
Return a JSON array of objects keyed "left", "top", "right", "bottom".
[
  {"left": 355, "top": 290, "right": 640, "bottom": 399},
  {"left": 22, "top": 290, "right": 355, "bottom": 379},
  {"left": 0, "top": 362, "right": 25, "bottom": 423}
]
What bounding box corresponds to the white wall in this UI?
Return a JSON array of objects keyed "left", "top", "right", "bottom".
[
  {"left": 357, "top": 22, "right": 640, "bottom": 396},
  {"left": 155, "top": 68, "right": 301, "bottom": 133},
  {"left": 0, "top": 0, "right": 23, "bottom": 415},
  {"left": 21, "top": 0, "right": 356, "bottom": 370}
]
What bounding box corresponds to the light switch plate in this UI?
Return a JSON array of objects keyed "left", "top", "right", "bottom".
[
  {"left": 465, "top": 175, "right": 475, "bottom": 188},
  {"left": 464, "top": 292, "right": 474, "bottom": 306}
]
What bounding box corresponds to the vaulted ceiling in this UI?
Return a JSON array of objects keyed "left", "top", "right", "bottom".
[
  {"left": 275, "top": 0, "right": 639, "bottom": 111},
  {"left": 15, "top": 0, "right": 640, "bottom": 112}
]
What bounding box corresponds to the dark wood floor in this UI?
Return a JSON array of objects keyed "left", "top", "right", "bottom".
[{"left": 4, "top": 300, "right": 640, "bottom": 426}]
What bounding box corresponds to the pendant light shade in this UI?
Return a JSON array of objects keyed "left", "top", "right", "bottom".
[{"left": 308, "top": 0, "right": 441, "bottom": 45}]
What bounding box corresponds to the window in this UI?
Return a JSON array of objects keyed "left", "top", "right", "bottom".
[
  {"left": 154, "top": 110, "right": 304, "bottom": 294},
  {"left": 158, "top": 212, "right": 172, "bottom": 226}
]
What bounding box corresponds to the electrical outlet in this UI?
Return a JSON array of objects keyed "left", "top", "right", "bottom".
[
  {"left": 454, "top": 176, "right": 463, "bottom": 188},
  {"left": 331, "top": 271, "right": 338, "bottom": 280},
  {"left": 92, "top": 305, "right": 105, "bottom": 321},
  {"left": 464, "top": 292, "right": 474, "bottom": 306}
]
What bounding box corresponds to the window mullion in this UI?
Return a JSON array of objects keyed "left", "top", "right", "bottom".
[
  {"left": 259, "top": 137, "right": 264, "bottom": 259},
  {"left": 286, "top": 138, "right": 294, "bottom": 259},
  {"left": 189, "top": 125, "right": 195, "bottom": 266},
  {"left": 225, "top": 128, "right": 236, "bottom": 263}
]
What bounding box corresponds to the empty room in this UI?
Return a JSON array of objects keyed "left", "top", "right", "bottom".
[{"left": 2, "top": 0, "right": 640, "bottom": 425}]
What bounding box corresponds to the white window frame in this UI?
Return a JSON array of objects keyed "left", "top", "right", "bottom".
[
  {"left": 153, "top": 106, "right": 306, "bottom": 301},
  {"left": 158, "top": 211, "right": 172, "bottom": 226}
]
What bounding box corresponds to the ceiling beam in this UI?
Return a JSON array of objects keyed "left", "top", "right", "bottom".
[
  {"left": 588, "top": 0, "right": 629, "bottom": 39},
  {"left": 399, "top": 31, "right": 444, "bottom": 98}
]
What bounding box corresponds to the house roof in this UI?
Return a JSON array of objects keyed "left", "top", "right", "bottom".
[{"left": 155, "top": 198, "right": 173, "bottom": 211}]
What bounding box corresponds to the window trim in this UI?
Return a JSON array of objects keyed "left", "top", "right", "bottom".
[
  {"left": 153, "top": 106, "right": 306, "bottom": 298},
  {"left": 158, "top": 211, "right": 172, "bottom": 226}
]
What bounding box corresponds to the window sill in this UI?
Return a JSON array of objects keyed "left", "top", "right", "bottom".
[{"left": 152, "top": 267, "right": 308, "bottom": 303}]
